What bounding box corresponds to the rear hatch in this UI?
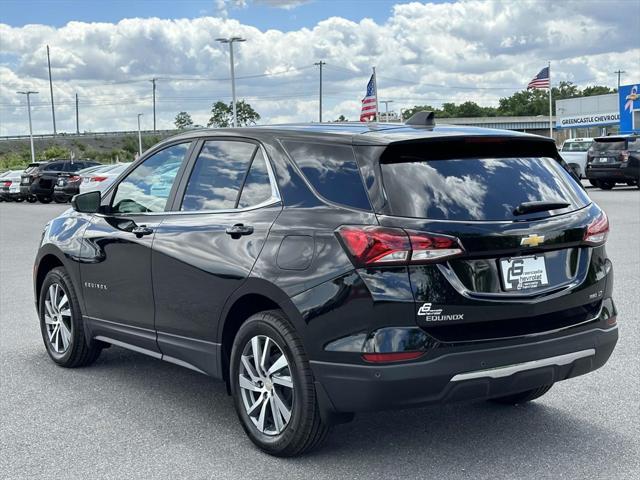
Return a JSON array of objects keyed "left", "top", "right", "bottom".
[
  {"left": 21, "top": 164, "right": 41, "bottom": 186},
  {"left": 367, "top": 136, "right": 604, "bottom": 341},
  {"left": 587, "top": 138, "right": 627, "bottom": 168}
]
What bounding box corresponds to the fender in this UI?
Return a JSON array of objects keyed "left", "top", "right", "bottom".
[{"left": 216, "top": 276, "right": 307, "bottom": 343}]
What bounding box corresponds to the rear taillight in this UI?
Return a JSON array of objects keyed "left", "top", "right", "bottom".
[
  {"left": 69, "top": 175, "right": 81, "bottom": 182},
  {"left": 406, "top": 230, "right": 464, "bottom": 262},
  {"left": 336, "top": 226, "right": 464, "bottom": 267},
  {"left": 91, "top": 176, "right": 108, "bottom": 182},
  {"left": 3, "top": 181, "right": 11, "bottom": 187},
  {"left": 584, "top": 211, "right": 609, "bottom": 246}
]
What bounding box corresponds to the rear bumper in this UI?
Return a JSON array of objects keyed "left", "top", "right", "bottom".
[
  {"left": 53, "top": 185, "right": 78, "bottom": 200},
  {"left": 311, "top": 325, "right": 618, "bottom": 413},
  {"left": 586, "top": 166, "right": 639, "bottom": 181}
]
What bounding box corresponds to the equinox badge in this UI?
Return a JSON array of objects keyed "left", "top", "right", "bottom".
[{"left": 520, "top": 234, "right": 545, "bottom": 247}]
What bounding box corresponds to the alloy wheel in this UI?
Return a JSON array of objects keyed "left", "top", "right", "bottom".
[
  {"left": 238, "top": 335, "right": 294, "bottom": 436},
  {"left": 43, "top": 283, "right": 73, "bottom": 354}
]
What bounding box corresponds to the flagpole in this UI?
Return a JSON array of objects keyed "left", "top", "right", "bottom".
[
  {"left": 548, "top": 61, "right": 553, "bottom": 139},
  {"left": 372, "top": 66, "right": 379, "bottom": 122}
]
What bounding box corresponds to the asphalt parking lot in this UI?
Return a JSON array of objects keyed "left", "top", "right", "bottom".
[{"left": 1, "top": 186, "right": 638, "bottom": 480}]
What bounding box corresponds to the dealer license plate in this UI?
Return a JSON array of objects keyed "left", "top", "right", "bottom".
[{"left": 499, "top": 255, "right": 549, "bottom": 291}]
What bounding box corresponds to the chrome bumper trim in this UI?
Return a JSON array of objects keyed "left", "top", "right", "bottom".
[{"left": 450, "top": 348, "right": 596, "bottom": 382}]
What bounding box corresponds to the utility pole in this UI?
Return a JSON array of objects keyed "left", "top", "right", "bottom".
[
  {"left": 314, "top": 60, "right": 326, "bottom": 122},
  {"left": 151, "top": 78, "right": 157, "bottom": 131},
  {"left": 380, "top": 100, "right": 394, "bottom": 122},
  {"left": 17, "top": 90, "right": 39, "bottom": 162},
  {"left": 216, "top": 37, "right": 246, "bottom": 127},
  {"left": 614, "top": 70, "right": 625, "bottom": 90},
  {"left": 137, "top": 113, "right": 143, "bottom": 158},
  {"left": 75, "top": 93, "right": 79, "bottom": 134},
  {"left": 46, "top": 45, "right": 56, "bottom": 135}
]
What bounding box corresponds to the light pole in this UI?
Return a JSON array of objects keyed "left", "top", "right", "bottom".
[
  {"left": 137, "top": 113, "right": 143, "bottom": 158},
  {"left": 314, "top": 60, "right": 326, "bottom": 122},
  {"left": 216, "top": 36, "right": 246, "bottom": 127},
  {"left": 17, "top": 90, "right": 39, "bottom": 162},
  {"left": 380, "top": 100, "right": 394, "bottom": 122}
]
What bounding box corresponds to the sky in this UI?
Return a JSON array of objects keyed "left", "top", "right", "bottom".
[{"left": 0, "top": 0, "right": 639, "bottom": 136}]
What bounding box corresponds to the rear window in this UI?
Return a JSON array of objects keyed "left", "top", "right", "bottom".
[
  {"left": 381, "top": 157, "right": 590, "bottom": 221},
  {"left": 562, "top": 142, "right": 591, "bottom": 152},
  {"left": 283, "top": 141, "right": 371, "bottom": 210},
  {"left": 591, "top": 140, "right": 626, "bottom": 151}
]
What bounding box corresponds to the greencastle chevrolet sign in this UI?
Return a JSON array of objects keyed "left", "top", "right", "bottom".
[{"left": 557, "top": 112, "right": 620, "bottom": 128}]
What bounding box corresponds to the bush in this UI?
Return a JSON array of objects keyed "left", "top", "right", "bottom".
[
  {"left": 40, "top": 145, "right": 71, "bottom": 160},
  {"left": 0, "top": 152, "right": 30, "bottom": 171}
]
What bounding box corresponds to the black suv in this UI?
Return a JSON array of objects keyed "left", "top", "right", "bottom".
[
  {"left": 34, "top": 119, "right": 617, "bottom": 456},
  {"left": 585, "top": 135, "right": 640, "bottom": 189},
  {"left": 26, "top": 159, "right": 99, "bottom": 203}
]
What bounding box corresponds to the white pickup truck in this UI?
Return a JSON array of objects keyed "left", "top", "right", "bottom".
[{"left": 559, "top": 137, "right": 593, "bottom": 178}]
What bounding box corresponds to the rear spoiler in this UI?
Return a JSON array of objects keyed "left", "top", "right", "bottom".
[{"left": 379, "top": 136, "right": 560, "bottom": 163}]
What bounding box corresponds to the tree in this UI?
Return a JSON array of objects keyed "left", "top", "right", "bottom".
[
  {"left": 335, "top": 115, "right": 348, "bottom": 122},
  {"left": 174, "top": 111, "right": 193, "bottom": 129},
  {"left": 207, "top": 100, "right": 260, "bottom": 127},
  {"left": 582, "top": 85, "right": 617, "bottom": 96}
]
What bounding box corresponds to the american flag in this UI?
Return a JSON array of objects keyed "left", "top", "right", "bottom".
[
  {"left": 360, "top": 74, "right": 377, "bottom": 122},
  {"left": 527, "top": 66, "right": 550, "bottom": 89}
]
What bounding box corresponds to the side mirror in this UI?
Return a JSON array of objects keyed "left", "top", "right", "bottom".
[{"left": 71, "top": 191, "right": 102, "bottom": 213}]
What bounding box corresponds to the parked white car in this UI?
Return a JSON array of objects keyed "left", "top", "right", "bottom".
[
  {"left": 79, "top": 163, "right": 129, "bottom": 195},
  {"left": 560, "top": 138, "right": 593, "bottom": 178},
  {"left": 0, "top": 169, "right": 28, "bottom": 201}
]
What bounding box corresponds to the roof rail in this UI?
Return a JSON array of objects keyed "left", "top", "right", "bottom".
[{"left": 405, "top": 111, "right": 435, "bottom": 127}]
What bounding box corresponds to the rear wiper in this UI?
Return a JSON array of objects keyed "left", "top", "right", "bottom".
[{"left": 513, "top": 200, "right": 570, "bottom": 215}]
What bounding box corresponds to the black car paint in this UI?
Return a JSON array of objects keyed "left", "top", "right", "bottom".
[
  {"left": 34, "top": 124, "right": 618, "bottom": 418},
  {"left": 585, "top": 135, "right": 640, "bottom": 185}
]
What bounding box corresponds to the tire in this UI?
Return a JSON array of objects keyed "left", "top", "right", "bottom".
[
  {"left": 26, "top": 195, "right": 37, "bottom": 203},
  {"left": 230, "top": 310, "right": 329, "bottom": 457},
  {"left": 37, "top": 195, "right": 52, "bottom": 203},
  {"left": 54, "top": 196, "right": 67, "bottom": 204},
  {"left": 599, "top": 181, "right": 615, "bottom": 190},
  {"left": 14, "top": 196, "right": 24, "bottom": 202},
  {"left": 588, "top": 179, "right": 600, "bottom": 188},
  {"left": 38, "top": 267, "right": 102, "bottom": 367},
  {"left": 490, "top": 384, "right": 553, "bottom": 405}
]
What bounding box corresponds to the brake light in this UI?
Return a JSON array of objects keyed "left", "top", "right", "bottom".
[
  {"left": 584, "top": 211, "right": 609, "bottom": 246},
  {"left": 406, "top": 230, "right": 464, "bottom": 262},
  {"left": 69, "top": 175, "right": 81, "bottom": 182},
  {"left": 91, "top": 176, "right": 108, "bottom": 182},
  {"left": 3, "top": 181, "right": 11, "bottom": 187},
  {"left": 337, "top": 226, "right": 410, "bottom": 266},
  {"left": 336, "top": 226, "right": 464, "bottom": 267},
  {"left": 362, "top": 351, "right": 425, "bottom": 363}
]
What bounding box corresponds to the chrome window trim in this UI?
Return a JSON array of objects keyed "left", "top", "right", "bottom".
[
  {"left": 97, "top": 142, "right": 281, "bottom": 218},
  {"left": 177, "top": 142, "right": 281, "bottom": 214}
]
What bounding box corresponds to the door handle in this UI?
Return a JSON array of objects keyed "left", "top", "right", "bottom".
[
  {"left": 132, "top": 225, "right": 154, "bottom": 238},
  {"left": 225, "top": 224, "right": 254, "bottom": 238}
]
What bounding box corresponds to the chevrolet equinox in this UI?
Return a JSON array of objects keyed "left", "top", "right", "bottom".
[{"left": 34, "top": 114, "right": 618, "bottom": 456}]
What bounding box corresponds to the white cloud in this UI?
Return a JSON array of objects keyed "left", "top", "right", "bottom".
[{"left": 0, "top": 0, "right": 638, "bottom": 135}]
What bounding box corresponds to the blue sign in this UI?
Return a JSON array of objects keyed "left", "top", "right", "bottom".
[{"left": 619, "top": 84, "right": 640, "bottom": 133}]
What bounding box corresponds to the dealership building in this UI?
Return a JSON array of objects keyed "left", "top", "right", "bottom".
[
  {"left": 555, "top": 93, "right": 619, "bottom": 138},
  {"left": 437, "top": 83, "right": 639, "bottom": 142}
]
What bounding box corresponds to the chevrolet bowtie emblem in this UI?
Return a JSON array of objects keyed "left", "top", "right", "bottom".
[{"left": 521, "top": 234, "right": 545, "bottom": 247}]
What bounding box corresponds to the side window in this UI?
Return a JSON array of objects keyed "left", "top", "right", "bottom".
[
  {"left": 44, "top": 163, "right": 61, "bottom": 171},
  {"left": 283, "top": 141, "right": 371, "bottom": 210},
  {"left": 237, "top": 149, "right": 274, "bottom": 208},
  {"left": 111, "top": 142, "right": 190, "bottom": 214},
  {"left": 181, "top": 140, "right": 257, "bottom": 211}
]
